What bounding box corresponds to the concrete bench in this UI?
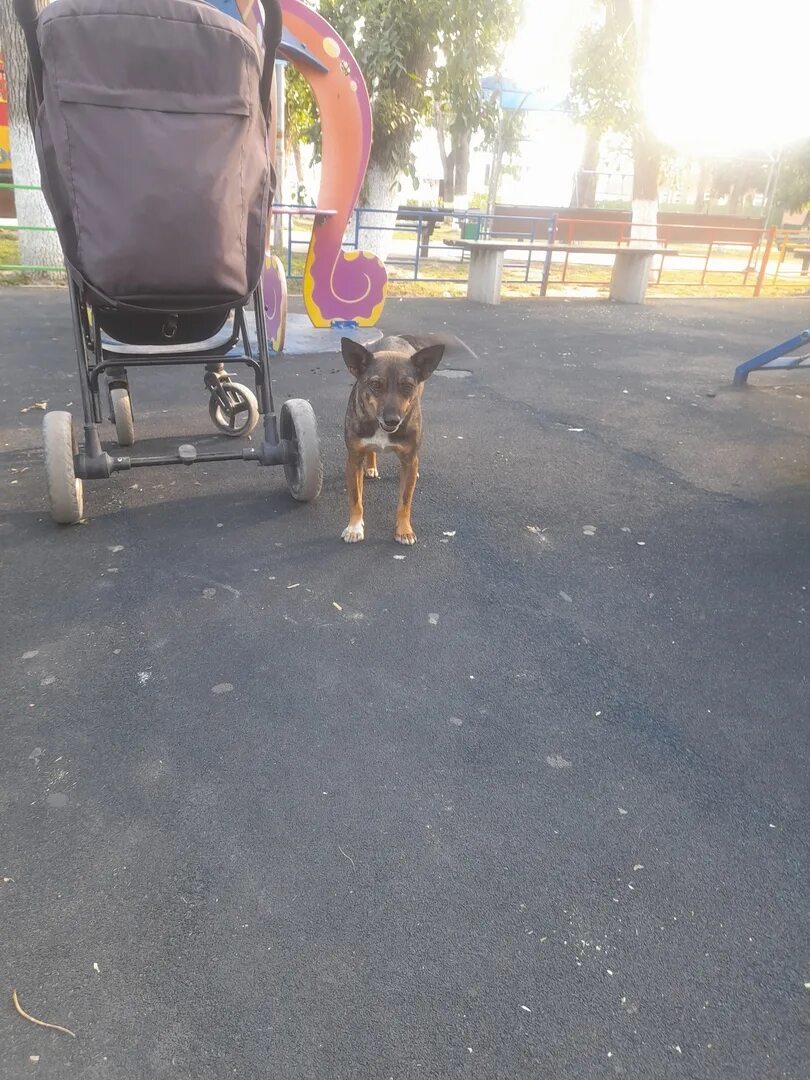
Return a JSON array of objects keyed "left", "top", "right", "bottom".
[{"left": 444, "top": 239, "right": 676, "bottom": 305}]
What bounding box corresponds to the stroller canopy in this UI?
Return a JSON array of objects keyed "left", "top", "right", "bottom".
[{"left": 29, "top": 0, "right": 280, "bottom": 309}]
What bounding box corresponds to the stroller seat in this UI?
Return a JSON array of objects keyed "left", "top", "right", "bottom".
[{"left": 100, "top": 323, "right": 238, "bottom": 357}]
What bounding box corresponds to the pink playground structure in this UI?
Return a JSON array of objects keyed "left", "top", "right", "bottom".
[{"left": 218, "top": 0, "right": 388, "bottom": 349}]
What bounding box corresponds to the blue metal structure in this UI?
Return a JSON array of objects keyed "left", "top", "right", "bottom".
[
  {"left": 204, "top": 1, "right": 328, "bottom": 71},
  {"left": 733, "top": 329, "right": 810, "bottom": 386},
  {"left": 479, "top": 75, "right": 566, "bottom": 113}
]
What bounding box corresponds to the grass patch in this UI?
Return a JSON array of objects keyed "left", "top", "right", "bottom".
[
  {"left": 0, "top": 229, "right": 67, "bottom": 284},
  {"left": 0, "top": 230, "right": 35, "bottom": 285},
  {"left": 0, "top": 228, "right": 20, "bottom": 266},
  {"left": 3, "top": 233, "right": 805, "bottom": 300}
]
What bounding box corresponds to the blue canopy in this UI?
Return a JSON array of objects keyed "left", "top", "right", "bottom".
[{"left": 480, "top": 75, "right": 566, "bottom": 113}]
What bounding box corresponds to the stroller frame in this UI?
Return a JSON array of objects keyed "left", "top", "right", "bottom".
[
  {"left": 15, "top": 0, "right": 323, "bottom": 523},
  {"left": 68, "top": 271, "right": 293, "bottom": 479}
]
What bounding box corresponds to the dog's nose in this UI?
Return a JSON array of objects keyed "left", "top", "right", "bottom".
[{"left": 381, "top": 414, "right": 401, "bottom": 430}]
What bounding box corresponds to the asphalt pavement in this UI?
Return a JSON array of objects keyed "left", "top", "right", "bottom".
[{"left": 1, "top": 290, "right": 808, "bottom": 1079}]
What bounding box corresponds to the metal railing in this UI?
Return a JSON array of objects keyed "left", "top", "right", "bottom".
[
  {"left": 2, "top": 182, "right": 809, "bottom": 295},
  {"left": 0, "top": 181, "right": 66, "bottom": 272},
  {"left": 372, "top": 210, "right": 810, "bottom": 296}
]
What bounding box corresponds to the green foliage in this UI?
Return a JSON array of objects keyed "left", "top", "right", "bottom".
[
  {"left": 568, "top": 1, "right": 664, "bottom": 208},
  {"left": 482, "top": 104, "right": 526, "bottom": 213},
  {"left": 432, "top": 0, "right": 521, "bottom": 139},
  {"left": 568, "top": 0, "right": 638, "bottom": 139},
  {"left": 777, "top": 138, "right": 810, "bottom": 213},
  {"left": 319, "top": 0, "right": 441, "bottom": 182},
  {"left": 710, "top": 159, "right": 768, "bottom": 200},
  {"left": 318, "top": 0, "right": 520, "bottom": 192},
  {"left": 481, "top": 105, "right": 525, "bottom": 158},
  {"left": 285, "top": 67, "right": 317, "bottom": 149}
]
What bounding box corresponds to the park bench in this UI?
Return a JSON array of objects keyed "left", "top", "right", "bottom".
[
  {"left": 444, "top": 238, "right": 676, "bottom": 305},
  {"left": 490, "top": 206, "right": 554, "bottom": 243},
  {"left": 396, "top": 206, "right": 444, "bottom": 256}
]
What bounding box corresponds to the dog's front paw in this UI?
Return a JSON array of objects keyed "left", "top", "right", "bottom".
[
  {"left": 395, "top": 527, "right": 417, "bottom": 546},
  {"left": 364, "top": 466, "right": 380, "bottom": 479},
  {"left": 342, "top": 521, "right": 365, "bottom": 544}
]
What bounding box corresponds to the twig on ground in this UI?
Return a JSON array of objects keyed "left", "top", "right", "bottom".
[
  {"left": 11, "top": 989, "right": 76, "bottom": 1038},
  {"left": 338, "top": 846, "right": 356, "bottom": 873}
]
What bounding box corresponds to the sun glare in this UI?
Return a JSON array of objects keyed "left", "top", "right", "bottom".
[
  {"left": 507, "top": 0, "right": 808, "bottom": 156},
  {"left": 644, "top": 0, "right": 807, "bottom": 154}
]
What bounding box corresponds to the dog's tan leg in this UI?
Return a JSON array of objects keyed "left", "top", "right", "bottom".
[
  {"left": 342, "top": 452, "right": 366, "bottom": 543},
  {"left": 394, "top": 454, "right": 419, "bottom": 545},
  {"left": 365, "top": 450, "right": 379, "bottom": 479}
]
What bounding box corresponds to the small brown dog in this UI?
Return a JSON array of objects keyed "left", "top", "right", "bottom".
[{"left": 340, "top": 334, "right": 447, "bottom": 545}]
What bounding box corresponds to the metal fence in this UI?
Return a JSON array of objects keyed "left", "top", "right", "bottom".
[
  {"left": 0, "top": 181, "right": 66, "bottom": 272},
  {"left": 2, "top": 183, "right": 809, "bottom": 296},
  {"left": 361, "top": 207, "right": 810, "bottom": 296}
]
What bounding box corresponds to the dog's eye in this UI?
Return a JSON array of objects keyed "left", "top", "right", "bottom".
[
  {"left": 399, "top": 380, "right": 415, "bottom": 394},
  {"left": 368, "top": 379, "right": 383, "bottom": 392}
]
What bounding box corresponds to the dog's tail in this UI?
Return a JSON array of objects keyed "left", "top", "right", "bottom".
[{"left": 397, "top": 332, "right": 478, "bottom": 362}]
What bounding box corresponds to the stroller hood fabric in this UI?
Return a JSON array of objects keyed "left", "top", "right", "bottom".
[{"left": 35, "top": 0, "right": 274, "bottom": 309}]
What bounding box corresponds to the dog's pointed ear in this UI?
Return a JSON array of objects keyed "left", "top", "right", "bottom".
[
  {"left": 341, "top": 338, "right": 374, "bottom": 379},
  {"left": 411, "top": 344, "right": 445, "bottom": 382}
]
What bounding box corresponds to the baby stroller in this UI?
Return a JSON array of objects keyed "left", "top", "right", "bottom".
[{"left": 14, "top": 0, "right": 323, "bottom": 523}]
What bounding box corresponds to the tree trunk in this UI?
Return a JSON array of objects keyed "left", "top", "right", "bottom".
[
  {"left": 292, "top": 142, "right": 304, "bottom": 192},
  {"left": 284, "top": 130, "right": 306, "bottom": 191},
  {"left": 631, "top": 129, "right": 660, "bottom": 244},
  {"left": 486, "top": 106, "right": 506, "bottom": 218},
  {"left": 434, "top": 103, "right": 454, "bottom": 209},
  {"left": 358, "top": 159, "right": 400, "bottom": 263},
  {"left": 442, "top": 154, "right": 456, "bottom": 210},
  {"left": 0, "top": 0, "right": 63, "bottom": 275},
  {"left": 693, "top": 161, "right": 709, "bottom": 212},
  {"left": 628, "top": 0, "right": 659, "bottom": 245},
  {"left": 452, "top": 127, "right": 471, "bottom": 211},
  {"left": 571, "top": 130, "right": 600, "bottom": 208}
]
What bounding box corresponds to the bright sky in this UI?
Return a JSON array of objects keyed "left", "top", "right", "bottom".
[{"left": 506, "top": 0, "right": 810, "bottom": 155}]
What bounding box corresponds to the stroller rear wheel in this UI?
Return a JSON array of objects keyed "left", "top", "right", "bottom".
[
  {"left": 110, "top": 386, "right": 135, "bottom": 447},
  {"left": 279, "top": 399, "right": 323, "bottom": 503},
  {"left": 43, "top": 411, "right": 84, "bottom": 525},
  {"left": 209, "top": 380, "right": 260, "bottom": 438}
]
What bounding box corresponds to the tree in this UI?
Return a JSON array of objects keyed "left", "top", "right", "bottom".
[
  {"left": 775, "top": 138, "right": 810, "bottom": 216},
  {"left": 710, "top": 158, "right": 769, "bottom": 215},
  {"left": 568, "top": 0, "right": 661, "bottom": 239},
  {"left": 431, "top": 0, "right": 521, "bottom": 209},
  {"left": 628, "top": 0, "right": 660, "bottom": 240},
  {"left": 0, "top": 0, "right": 62, "bottom": 274},
  {"left": 285, "top": 66, "right": 317, "bottom": 200},
  {"left": 482, "top": 96, "right": 526, "bottom": 216},
  {"left": 318, "top": 0, "right": 521, "bottom": 257},
  {"left": 693, "top": 159, "right": 711, "bottom": 212},
  {"left": 318, "top": 0, "right": 441, "bottom": 258},
  {"left": 568, "top": 0, "right": 635, "bottom": 208}
]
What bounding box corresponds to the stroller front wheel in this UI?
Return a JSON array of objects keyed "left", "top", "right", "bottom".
[
  {"left": 110, "top": 386, "right": 135, "bottom": 447},
  {"left": 279, "top": 399, "right": 323, "bottom": 503},
  {"left": 43, "top": 411, "right": 84, "bottom": 525},
  {"left": 209, "top": 381, "right": 259, "bottom": 438}
]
